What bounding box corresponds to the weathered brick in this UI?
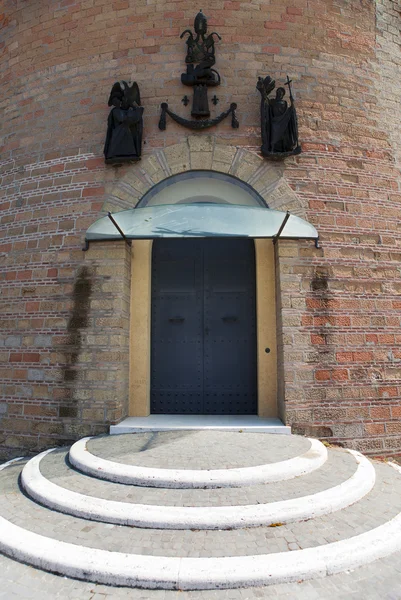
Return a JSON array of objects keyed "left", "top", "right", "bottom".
[{"left": 1, "top": 0, "right": 401, "bottom": 460}]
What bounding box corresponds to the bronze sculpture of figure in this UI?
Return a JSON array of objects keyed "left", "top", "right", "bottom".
[
  {"left": 104, "top": 80, "right": 144, "bottom": 164},
  {"left": 257, "top": 75, "right": 301, "bottom": 159},
  {"left": 180, "top": 10, "right": 221, "bottom": 117},
  {"left": 159, "top": 11, "right": 239, "bottom": 131}
]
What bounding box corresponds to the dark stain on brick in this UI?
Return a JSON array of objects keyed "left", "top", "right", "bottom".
[
  {"left": 311, "top": 268, "right": 329, "bottom": 291},
  {"left": 310, "top": 267, "right": 331, "bottom": 347},
  {"left": 292, "top": 423, "right": 333, "bottom": 438},
  {"left": 62, "top": 266, "right": 92, "bottom": 389},
  {"left": 59, "top": 405, "right": 78, "bottom": 418}
]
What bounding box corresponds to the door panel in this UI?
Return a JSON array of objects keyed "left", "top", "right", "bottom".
[
  {"left": 151, "top": 241, "right": 203, "bottom": 413},
  {"left": 151, "top": 238, "right": 257, "bottom": 414},
  {"left": 203, "top": 240, "right": 257, "bottom": 414}
]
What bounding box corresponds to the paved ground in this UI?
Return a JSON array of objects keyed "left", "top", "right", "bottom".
[{"left": 1, "top": 431, "right": 401, "bottom": 599}]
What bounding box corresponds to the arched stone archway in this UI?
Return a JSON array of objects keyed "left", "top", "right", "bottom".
[{"left": 103, "top": 135, "right": 305, "bottom": 217}]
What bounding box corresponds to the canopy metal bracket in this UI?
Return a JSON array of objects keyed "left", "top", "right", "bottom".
[
  {"left": 272, "top": 211, "right": 290, "bottom": 245},
  {"left": 107, "top": 212, "right": 132, "bottom": 247},
  {"left": 82, "top": 213, "right": 132, "bottom": 251}
]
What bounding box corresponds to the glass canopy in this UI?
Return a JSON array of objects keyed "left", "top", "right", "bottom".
[{"left": 85, "top": 204, "right": 318, "bottom": 242}]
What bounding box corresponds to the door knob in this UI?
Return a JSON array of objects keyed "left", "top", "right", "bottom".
[{"left": 169, "top": 317, "right": 184, "bottom": 323}]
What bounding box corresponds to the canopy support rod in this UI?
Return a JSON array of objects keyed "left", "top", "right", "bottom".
[
  {"left": 107, "top": 212, "right": 132, "bottom": 247},
  {"left": 272, "top": 211, "right": 290, "bottom": 245}
]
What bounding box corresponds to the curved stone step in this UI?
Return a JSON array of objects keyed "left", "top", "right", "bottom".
[
  {"left": 69, "top": 436, "right": 327, "bottom": 488},
  {"left": 22, "top": 448, "right": 375, "bottom": 530},
  {"left": 38, "top": 444, "right": 358, "bottom": 506},
  {"left": 1, "top": 456, "right": 401, "bottom": 590},
  {"left": 3, "top": 457, "right": 400, "bottom": 558}
]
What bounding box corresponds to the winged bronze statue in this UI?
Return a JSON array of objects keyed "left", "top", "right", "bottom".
[{"left": 104, "top": 80, "right": 144, "bottom": 164}]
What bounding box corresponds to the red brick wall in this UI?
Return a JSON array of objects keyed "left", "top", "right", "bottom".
[
  {"left": 1, "top": 0, "right": 400, "bottom": 458},
  {"left": 277, "top": 0, "right": 401, "bottom": 456}
]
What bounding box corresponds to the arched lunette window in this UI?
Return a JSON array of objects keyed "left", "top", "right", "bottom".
[{"left": 135, "top": 171, "right": 268, "bottom": 208}]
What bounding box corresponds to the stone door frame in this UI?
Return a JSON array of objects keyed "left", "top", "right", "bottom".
[{"left": 83, "top": 135, "right": 309, "bottom": 426}]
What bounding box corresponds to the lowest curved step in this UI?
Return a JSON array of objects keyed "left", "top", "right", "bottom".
[
  {"left": 1, "top": 458, "right": 401, "bottom": 590},
  {"left": 21, "top": 448, "right": 375, "bottom": 529},
  {"left": 69, "top": 436, "right": 327, "bottom": 488}
]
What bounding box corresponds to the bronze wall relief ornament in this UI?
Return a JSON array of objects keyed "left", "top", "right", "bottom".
[
  {"left": 257, "top": 75, "right": 301, "bottom": 160},
  {"left": 159, "top": 10, "right": 239, "bottom": 131},
  {"left": 104, "top": 81, "right": 144, "bottom": 164}
]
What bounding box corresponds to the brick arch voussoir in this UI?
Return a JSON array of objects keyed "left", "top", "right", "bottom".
[{"left": 103, "top": 136, "right": 305, "bottom": 216}]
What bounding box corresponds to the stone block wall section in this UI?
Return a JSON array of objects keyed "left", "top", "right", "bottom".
[{"left": 0, "top": 0, "right": 401, "bottom": 459}]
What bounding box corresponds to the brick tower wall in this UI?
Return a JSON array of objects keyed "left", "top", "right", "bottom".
[{"left": 0, "top": 0, "right": 400, "bottom": 459}]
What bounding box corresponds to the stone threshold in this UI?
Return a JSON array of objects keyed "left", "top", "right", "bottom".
[{"left": 110, "top": 415, "right": 291, "bottom": 435}]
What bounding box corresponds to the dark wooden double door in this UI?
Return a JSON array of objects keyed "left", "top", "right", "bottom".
[{"left": 151, "top": 239, "right": 257, "bottom": 414}]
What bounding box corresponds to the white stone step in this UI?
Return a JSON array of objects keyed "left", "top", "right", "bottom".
[
  {"left": 1, "top": 460, "right": 401, "bottom": 590},
  {"left": 21, "top": 447, "right": 375, "bottom": 529},
  {"left": 8, "top": 454, "right": 398, "bottom": 557},
  {"left": 2, "top": 435, "right": 401, "bottom": 592},
  {"left": 38, "top": 442, "right": 357, "bottom": 506},
  {"left": 69, "top": 436, "right": 327, "bottom": 488},
  {"left": 110, "top": 415, "right": 291, "bottom": 434}
]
